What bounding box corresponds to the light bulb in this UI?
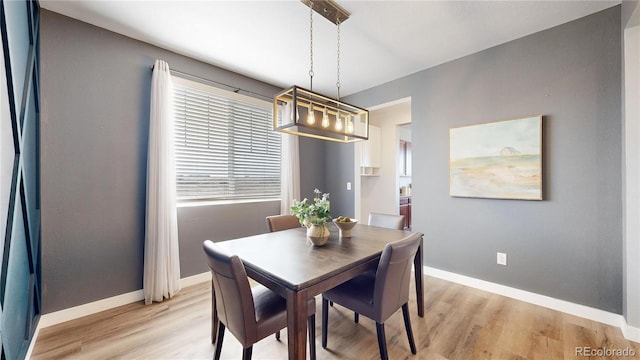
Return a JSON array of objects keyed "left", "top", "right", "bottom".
[
  {"left": 346, "top": 115, "right": 354, "bottom": 134},
  {"left": 321, "top": 108, "right": 330, "bottom": 128},
  {"left": 290, "top": 103, "right": 299, "bottom": 122},
  {"left": 335, "top": 115, "right": 343, "bottom": 131},
  {"left": 306, "top": 103, "right": 315, "bottom": 125}
]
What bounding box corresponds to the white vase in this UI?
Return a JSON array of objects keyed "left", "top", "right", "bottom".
[{"left": 306, "top": 224, "right": 330, "bottom": 246}]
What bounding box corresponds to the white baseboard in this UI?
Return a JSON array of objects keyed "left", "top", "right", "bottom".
[
  {"left": 26, "top": 267, "right": 640, "bottom": 359},
  {"left": 28, "top": 288, "right": 145, "bottom": 359},
  {"left": 622, "top": 321, "right": 640, "bottom": 343},
  {"left": 37, "top": 272, "right": 211, "bottom": 329},
  {"left": 38, "top": 289, "right": 145, "bottom": 328},
  {"left": 181, "top": 271, "right": 211, "bottom": 288},
  {"left": 27, "top": 272, "right": 213, "bottom": 359},
  {"left": 424, "top": 266, "right": 640, "bottom": 343}
]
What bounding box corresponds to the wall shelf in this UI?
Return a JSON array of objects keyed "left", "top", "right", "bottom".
[{"left": 361, "top": 166, "right": 380, "bottom": 176}]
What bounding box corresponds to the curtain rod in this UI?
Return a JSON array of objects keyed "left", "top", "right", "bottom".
[{"left": 150, "top": 65, "right": 274, "bottom": 101}]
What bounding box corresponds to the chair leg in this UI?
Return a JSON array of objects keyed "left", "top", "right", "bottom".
[
  {"left": 402, "top": 303, "right": 417, "bottom": 354},
  {"left": 308, "top": 314, "right": 316, "bottom": 360},
  {"left": 242, "top": 346, "right": 253, "bottom": 360},
  {"left": 211, "top": 284, "right": 218, "bottom": 344},
  {"left": 375, "top": 322, "right": 389, "bottom": 360},
  {"left": 322, "top": 297, "right": 329, "bottom": 348},
  {"left": 354, "top": 312, "right": 359, "bottom": 323},
  {"left": 275, "top": 330, "right": 280, "bottom": 341},
  {"left": 214, "top": 322, "right": 226, "bottom": 360}
]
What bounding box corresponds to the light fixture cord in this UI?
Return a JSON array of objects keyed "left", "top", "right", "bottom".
[
  {"left": 309, "top": 0, "right": 314, "bottom": 90},
  {"left": 336, "top": 17, "right": 341, "bottom": 101}
]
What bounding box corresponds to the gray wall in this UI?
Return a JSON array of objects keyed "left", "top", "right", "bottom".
[
  {"left": 325, "top": 142, "right": 355, "bottom": 218},
  {"left": 623, "top": 0, "right": 640, "bottom": 26},
  {"left": 345, "top": 7, "right": 623, "bottom": 313},
  {"left": 177, "top": 202, "right": 279, "bottom": 277},
  {"left": 40, "top": 11, "right": 283, "bottom": 313},
  {"left": 299, "top": 137, "right": 355, "bottom": 218},
  {"left": 299, "top": 137, "right": 326, "bottom": 201}
]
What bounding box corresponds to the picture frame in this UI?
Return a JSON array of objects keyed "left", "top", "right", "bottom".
[{"left": 449, "top": 115, "right": 543, "bottom": 200}]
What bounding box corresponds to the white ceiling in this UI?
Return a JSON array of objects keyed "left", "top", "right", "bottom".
[{"left": 40, "top": 0, "right": 620, "bottom": 97}]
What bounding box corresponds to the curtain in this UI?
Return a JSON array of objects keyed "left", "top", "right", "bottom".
[
  {"left": 280, "top": 133, "right": 300, "bottom": 214},
  {"left": 144, "top": 59, "right": 181, "bottom": 304}
]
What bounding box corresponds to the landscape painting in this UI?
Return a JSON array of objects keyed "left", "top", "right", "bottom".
[{"left": 449, "top": 116, "right": 542, "bottom": 200}]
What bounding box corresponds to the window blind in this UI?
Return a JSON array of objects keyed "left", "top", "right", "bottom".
[{"left": 172, "top": 77, "right": 281, "bottom": 201}]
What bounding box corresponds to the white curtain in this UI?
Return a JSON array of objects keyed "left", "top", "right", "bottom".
[
  {"left": 280, "top": 133, "right": 300, "bottom": 214},
  {"left": 144, "top": 59, "right": 181, "bottom": 304}
]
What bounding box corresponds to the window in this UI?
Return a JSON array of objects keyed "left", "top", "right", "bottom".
[{"left": 172, "top": 76, "right": 281, "bottom": 202}]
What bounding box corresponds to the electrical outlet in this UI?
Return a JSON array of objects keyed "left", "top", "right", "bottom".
[
  {"left": 346, "top": 182, "right": 352, "bottom": 190},
  {"left": 497, "top": 252, "right": 507, "bottom": 266}
]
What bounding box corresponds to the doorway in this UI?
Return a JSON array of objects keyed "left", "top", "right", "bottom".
[{"left": 354, "top": 98, "right": 411, "bottom": 224}]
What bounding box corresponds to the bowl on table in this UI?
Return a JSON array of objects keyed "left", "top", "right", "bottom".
[{"left": 332, "top": 218, "right": 358, "bottom": 238}]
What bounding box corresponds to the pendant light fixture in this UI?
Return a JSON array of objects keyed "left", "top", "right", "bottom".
[{"left": 273, "top": 0, "right": 369, "bottom": 143}]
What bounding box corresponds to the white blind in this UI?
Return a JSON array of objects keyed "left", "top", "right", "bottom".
[{"left": 172, "top": 76, "right": 281, "bottom": 201}]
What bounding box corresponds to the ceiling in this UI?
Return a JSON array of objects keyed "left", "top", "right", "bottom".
[{"left": 40, "top": 0, "right": 620, "bottom": 97}]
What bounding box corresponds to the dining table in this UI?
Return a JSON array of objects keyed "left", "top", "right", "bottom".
[{"left": 213, "top": 223, "right": 424, "bottom": 360}]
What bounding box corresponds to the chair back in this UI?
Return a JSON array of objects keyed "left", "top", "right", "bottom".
[
  {"left": 368, "top": 212, "right": 405, "bottom": 230},
  {"left": 372, "top": 236, "right": 421, "bottom": 321},
  {"left": 203, "top": 240, "right": 256, "bottom": 346},
  {"left": 266, "top": 214, "right": 301, "bottom": 232}
]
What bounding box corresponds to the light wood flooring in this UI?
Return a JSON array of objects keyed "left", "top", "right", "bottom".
[{"left": 31, "top": 276, "right": 639, "bottom": 359}]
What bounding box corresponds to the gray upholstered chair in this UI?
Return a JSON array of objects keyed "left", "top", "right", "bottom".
[
  {"left": 368, "top": 212, "right": 406, "bottom": 230},
  {"left": 342, "top": 212, "right": 405, "bottom": 321},
  {"left": 266, "top": 214, "right": 301, "bottom": 232},
  {"left": 203, "top": 240, "right": 316, "bottom": 360},
  {"left": 265, "top": 214, "right": 303, "bottom": 340},
  {"left": 321, "top": 236, "right": 421, "bottom": 360}
]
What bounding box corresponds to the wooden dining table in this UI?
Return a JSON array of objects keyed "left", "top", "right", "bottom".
[{"left": 214, "top": 223, "right": 424, "bottom": 360}]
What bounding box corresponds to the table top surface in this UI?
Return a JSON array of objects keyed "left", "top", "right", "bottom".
[{"left": 216, "top": 223, "right": 423, "bottom": 291}]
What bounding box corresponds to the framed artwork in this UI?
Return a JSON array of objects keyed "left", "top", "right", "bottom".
[{"left": 449, "top": 115, "right": 542, "bottom": 200}]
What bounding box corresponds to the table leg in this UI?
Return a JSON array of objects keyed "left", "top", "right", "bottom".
[
  {"left": 286, "top": 289, "right": 308, "bottom": 360},
  {"left": 414, "top": 237, "right": 424, "bottom": 317},
  {"left": 211, "top": 280, "right": 218, "bottom": 344}
]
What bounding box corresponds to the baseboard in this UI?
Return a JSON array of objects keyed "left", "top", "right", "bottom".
[
  {"left": 36, "top": 272, "right": 211, "bottom": 329},
  {"left": 37, "top": 273, "right": 212, "bottom": 330},
  {"left": 181, "top": 271, "right": 211, "bottom": 288},
  {"left": 24, "top": 324, "right": 40, "bottom": 359},
  {"left": 424, "top": 266, "right": 640, "bottom": 343},
  {"left": 27, "top": 272, "right": 213, "bottom": 359},
  {"left": 38, "top": 289, "right": 145, "bottom": 329},
  {"left": 27, "top": 288, "right": 144, "bottom": 359},
  {"left": 622, "top": 321, "right": 640, "bottom": 343},
  {"left": 26, "top": 268, "right": 640, "bottom": 359}
]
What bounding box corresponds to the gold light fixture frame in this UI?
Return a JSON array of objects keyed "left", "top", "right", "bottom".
[
  {"left": 273, "top": 0, "right": 369, "bottom": 143},
  {"left": 274, "top": 86, "right": 369, "bottom": 142}
]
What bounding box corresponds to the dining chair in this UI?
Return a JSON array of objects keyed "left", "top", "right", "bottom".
[
  {"left": 342, "top": 212, "right": 405, "bottom": 322},
  {"left": 265, "top": 214, "right": 304, "bottom": 339},
  {"left": 266, "top": 214, "right": 301, "bottom": 232},
  {"left": 321, "top": 236, "right": 421, "bottom": 360},
  {"left": 203, "top": 240, "right": 316, "bottom": 360},
  {"left": 328, "top": 212, "right": 405, "bottom": 317},
  {"left": 368, "top": 212, "right": 406, "bottom": 230}
]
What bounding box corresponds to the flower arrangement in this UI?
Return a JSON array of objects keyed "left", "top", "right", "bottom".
[{"left": 291, "top": 189, "right": 331, "bottom": 227}]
